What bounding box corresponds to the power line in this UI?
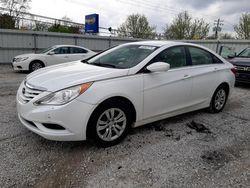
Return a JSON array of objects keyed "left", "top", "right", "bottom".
[{"left": 213, "top": 18, "right": 224, "bottom": 39}]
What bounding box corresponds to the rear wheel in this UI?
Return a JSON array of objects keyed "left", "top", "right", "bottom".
[
  {"left": 209, "top": 86, "right": 228, "bottom": 113},
  {"left": 29, "top": 61, "right": 44, "bottom": 72},
  {"left": 88, "top": 100, "right": 131, "bottom": 147}
]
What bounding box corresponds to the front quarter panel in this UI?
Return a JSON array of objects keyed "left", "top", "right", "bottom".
[{"left": 76, "top": 74, "right": 144, "bottom": 122}]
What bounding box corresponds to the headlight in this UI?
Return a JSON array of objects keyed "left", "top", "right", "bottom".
[
  {"left": 34, "top": 82, "right": 93, "bottom": 105},
  {"left": 14, "top": 57, "right": 29, "bottom": 62}
]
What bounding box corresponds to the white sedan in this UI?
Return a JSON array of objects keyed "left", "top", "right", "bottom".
[
  {"left": 12, "top": 45, "right": 96, "bottom": 72},
  {"left": 16, "top": 41, "right": 235, "bottom": 147}
]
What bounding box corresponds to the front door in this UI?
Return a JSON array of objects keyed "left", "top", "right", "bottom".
[
  {"left": 143, "top": 46, "right": 193, "bottom": 119},
  {"left": 46, "top": 47, "right": 71, "bottom": 66}
]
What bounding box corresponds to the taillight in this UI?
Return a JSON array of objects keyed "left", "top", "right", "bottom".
[{"left": 231, "top": 67, "right": 237, "bottom": 75}]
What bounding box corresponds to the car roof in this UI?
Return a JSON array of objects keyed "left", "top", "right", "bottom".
[
  {"left": 124, "top": 40, "right": 185, "bottom": 47},
  {"left": 53, "top": 45, "right": 86, "bottom": 48}
]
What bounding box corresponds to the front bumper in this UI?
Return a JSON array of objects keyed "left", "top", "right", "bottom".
[
  {"left": 16, "top": 83, "right": 96, "bottom": 141},
  {"left": 12, "top": 60, "right": 30, "bottom": 71},
  {"left": 235, "top": 72, "right": 250, "bottom": 83}
]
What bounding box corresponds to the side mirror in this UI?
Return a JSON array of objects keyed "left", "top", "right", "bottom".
[
  {"left": 146, "top": 62, "right": 170, "bottom": 72},
  {"left": 228, "top": 52, "right": 236, "bottom": 59},
  {"left": 48, "top": 51, "right": 55, "bottom": 55}
]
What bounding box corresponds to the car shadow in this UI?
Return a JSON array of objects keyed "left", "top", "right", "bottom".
[{"left": 235, "top": 82, "right": 250, "bottom": 89}]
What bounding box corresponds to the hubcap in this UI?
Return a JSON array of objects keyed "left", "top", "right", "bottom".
[
  {"left": 96, "top": 108, "right": 127, "bottom": 141},
  {"left": 214, "top": 89, "right": 226, "bottom": 110},
  {"left": 32, "top": 63, "right": 42, "bottom": 71}
]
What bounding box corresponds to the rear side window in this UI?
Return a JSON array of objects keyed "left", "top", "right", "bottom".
[
  {"left": 53, "top": 47, "right": 70, "bottom": 54},
  {"left": 152, "top": 46, "right": 187, "bottom": 69},
  {"left": 189, "top": 47, "right": 213, "bottom": 65},
  {"left": 70, "top": 47, "right": 88, "bottom": 54}
]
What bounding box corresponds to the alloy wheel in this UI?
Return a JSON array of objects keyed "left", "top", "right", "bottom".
[
  {"left": 214, "top": 89, "right": 226, "bottom": 110},
  {"left": 96, "top": 108, "right": 127, "bottom": 141}
]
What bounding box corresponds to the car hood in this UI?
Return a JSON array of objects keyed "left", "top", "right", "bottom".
[
  {"left": 26, "top": 61, "right": 129, "bottom": 91},
  {"left": 229, "top": 57, "right": 250, "bottom": 66}
]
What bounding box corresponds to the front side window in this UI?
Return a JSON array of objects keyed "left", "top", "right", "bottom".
[
  {"left": 238, "top": 48, "right": 250, "bottom": 57},
  {"left": 70, "top": 47, "right": 88, "bottom": 54},
  {"left": 41, "top": 46, "right": 55, "bottom": 54},
  {"left": 151, "top": 46, "right": 187, "bottom": 69},
  {"left": 88, "top": 45, "right": 157, "bottom": 69},
  {"left": 189, "top": 47, "right": 213, "bottom": 65},
  {"left": 53, "top": 47, "right": 70, "bottom": 54}
]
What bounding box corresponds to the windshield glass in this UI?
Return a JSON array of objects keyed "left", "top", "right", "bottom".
[
  {"left": 40, "top": 46, "right": 56, "bottom": 54},
  {"left": 238, "top": 48, "right": 250, "bottom": 58},
  {"left": 87, "top": 44, "right": 158, "bottom": 69}
]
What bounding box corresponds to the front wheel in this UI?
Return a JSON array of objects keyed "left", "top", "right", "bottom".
[
  {"left": 209, "top": 86, "right": 228, "bottom": 113},
  {"left": 88, "top": 101, "right": 131, "bottom": 147},
  {"left": 29, "top": 61, "right": 44, "bottom": 72}
]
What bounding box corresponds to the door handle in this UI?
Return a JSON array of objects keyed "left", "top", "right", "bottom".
[
  {"left": 214, "top": 67, "right": 218, "bottom": 71},
  {"left": 64, "top": 56, "right": 69, "bottom": 58},
  {"left": 182, "top": 74, "right": 191, "bottom": 79}
]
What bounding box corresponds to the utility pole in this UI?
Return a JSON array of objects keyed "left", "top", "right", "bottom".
[{"left": 213, "top": 18, "right": 224, "bottom": 39}]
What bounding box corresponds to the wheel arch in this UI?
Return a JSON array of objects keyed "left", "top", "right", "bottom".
[
  {"left": 216, "top": 82, "right": 230, "bottom": 95},
  {"left": 29, "top": 60, "right": 45, "bottom": 70},
  {"left": 86, "top": 96, "right": 137, "bottom": 140}
]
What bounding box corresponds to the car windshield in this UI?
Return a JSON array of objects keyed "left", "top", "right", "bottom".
[
  {"left": 40, "top": 46, "right": 56, "bottom": 54},
  {"left": 237, "top": 48, "right": 250, "bottom": 58},
  {"left": 87, "top": 44, "right": 158, "bottom": 69}
]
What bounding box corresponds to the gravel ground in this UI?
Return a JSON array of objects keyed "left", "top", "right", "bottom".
[{"left": 0, "top": 64, "right": 250, "bottom": 188}]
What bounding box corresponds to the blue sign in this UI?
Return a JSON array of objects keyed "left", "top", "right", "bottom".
[{"left": 85, "top": 14, "right": 99, "bottom": 33}]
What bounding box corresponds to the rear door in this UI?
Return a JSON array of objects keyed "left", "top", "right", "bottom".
[
  {"left": 187, "top": 46, "right": 225, "bottom": 106},
  {"left": 69, "top": 47, "right": 89, "bottom": 61},
  {"left": 143, "top": 46, "right": 193, "bottom": 119}
]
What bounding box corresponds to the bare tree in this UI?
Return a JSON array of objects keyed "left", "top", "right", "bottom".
[
  {"left": 234, "top": 13, "right": 250, "bottom": 39},
  {"left": 163, "top": 11, "right": 210, "bottom": 40},
  {"left": 61, "top": 16, "right": 72, "bottom": 26},
  {"left": 0, "top": 0, "right": 31, "bottom": 17},
  {"left": 219, "top": 33, "right": 235, "bottom": 39},
  {"left": 117, "top": 14, "right": 157, "bottom": 39}
]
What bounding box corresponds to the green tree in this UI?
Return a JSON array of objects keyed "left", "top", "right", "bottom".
[
  {"left": 117, "top": 14, "right": 156, "bottom": 39},
  {"left": 234, "top": 13, "right": 250, "bottom": 39},
  {"left": 163, "top": 11, "right": 210, "bottom": 40},
  {"left": 33, "top": 21, "right": 49, "bottom": 31},
  {"left": 0, "top": 0, "right": 32, "bottom": 29},
  {"left": 0, "top": 13, "right": 15, "bottom": 29},
  {"left": 48, "top": 23, "right": 80, "bottom": 34}
]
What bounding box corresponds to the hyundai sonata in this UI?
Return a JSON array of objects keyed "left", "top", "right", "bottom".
[{"left": 17, "top": 41, "right": 235, "bottom": 147}]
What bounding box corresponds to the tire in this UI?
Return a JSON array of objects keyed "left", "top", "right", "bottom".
[
  {"left": 88, "top": 100, "right": 132, "bottom": 147},
  {"left": 209, "top": 86, "right": 228, "bottom": 113},
  {"left": 29, "top": 61, "right": 44, "bottom": 72}
]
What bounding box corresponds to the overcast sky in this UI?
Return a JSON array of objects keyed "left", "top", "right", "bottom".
[{"left": 30, "top": 0, "right": 250, "bottom": 34}]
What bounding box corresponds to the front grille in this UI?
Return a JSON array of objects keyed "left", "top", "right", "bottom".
[
  {"left": 19, "top": 82, "right": 44, "bottom": 103},
  {"left": 235, "top": 65, "right": 250, "bottom": 72}
]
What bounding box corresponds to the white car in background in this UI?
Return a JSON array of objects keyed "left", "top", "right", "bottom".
[
  {"left": 16, "top": 41, "right": 235, "bottom": 147},
  {"left": 12, "top": 45, "right": 96, "bottom": 72}
]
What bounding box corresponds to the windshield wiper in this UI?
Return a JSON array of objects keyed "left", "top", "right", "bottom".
[{"left": 91, "top": 63, "right": 117, "bottom": 68}]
